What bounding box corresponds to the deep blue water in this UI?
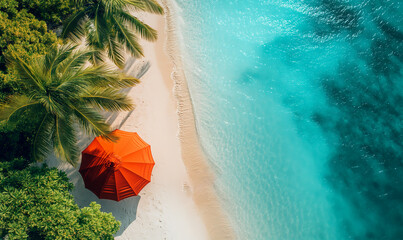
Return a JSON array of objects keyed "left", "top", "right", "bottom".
[{"left": 173, "top": 0, "right": 403, "bottom": 239}]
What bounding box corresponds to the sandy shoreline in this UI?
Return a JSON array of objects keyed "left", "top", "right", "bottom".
[
  {"left": 162, "top": 1, "right": 235, "bottom": 239},
  {"left": 47, "top": 1, "right": 234, "bottom": 239}
]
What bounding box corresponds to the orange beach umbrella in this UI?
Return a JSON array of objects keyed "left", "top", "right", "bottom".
[{"left": 79, "top": 129, "right": 155, "bottom": 201}]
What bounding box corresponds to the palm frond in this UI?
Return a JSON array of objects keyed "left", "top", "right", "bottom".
[
  {"left": 61, "top": 9, "right": 88, "bottom": 40},
  {"left": 112, "top": 15, "right": 144, "bottom": 57},
  {"left": 110, "top": 74, "right": 140, "bottom": 88},
  {"left": 118, "top": 12, "right": 158, "bottom": 41},
  {"left": 82, "top": 88, "right": 134, "bottom": 112},
  {"left": 94, "top": 4, "right": 109, "bottom": 46},
  {"left": 44, "top": 44, "right": 77, "bottom": 78},
  {"left": 107, "top": 36, "right": 126, "bottom": 69},
  {"left": 55, "top": 80, "right": 89, "bottom": 99},
  {"left": 71, "top": 104, "right": 112, "bottom": 139},
  {"left": 64, "top": 64, "right": 119, "bottom": 88},
  {"left": 102, "top": 0, "right": 127, "bottom": 15},
  {"left": 38, "top": 90, "right": 70, "bottom": 118},
  {"left": 85, "top": 66, "right": 140, "bottom": 89},
  {"left": 141, "top": 0, "right": 164, "bottom": 14},
  {"left": 32, "top": 113, "right": 54, "bottom": 162},
  {"left": 58, "top": 49, "right": 95, "bottom": 79},
  {"left": 0, "top": 95, "right": 40, "bottom": 122},
  {"left": 73, "top": 62, "right": 140, "bottom": 88},
  {"left": 127, "top": 0, "right": 164, "bottom": 14},
  {"left": 6, "top": 52, "right": 45, "bottom": 92},
  {"left": 88, "top": 49, "right": 105, "bottom": 66},
  {"left": 52, "top": 116, "right": 79, "bottom": 166},
  {"left": 43, "top": 48, "right": 57, "bottom": 76}
]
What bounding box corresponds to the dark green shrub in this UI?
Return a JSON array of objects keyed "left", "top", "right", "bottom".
[{"left": 0, "top": 160, "right": 120, "bottom": 240}]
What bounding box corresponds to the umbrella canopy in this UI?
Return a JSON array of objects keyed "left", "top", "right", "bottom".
[{"left": 79, "top": 129, "right": 155, "bottom": 201}]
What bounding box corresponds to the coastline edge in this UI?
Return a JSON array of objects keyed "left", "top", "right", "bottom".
[{"left": 160, "top": 0, "right": 236, "bottom": 239}]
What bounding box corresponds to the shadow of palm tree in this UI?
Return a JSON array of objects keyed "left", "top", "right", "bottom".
[{"left": 103, "top": 57, "right": 151, "bottom": 128}]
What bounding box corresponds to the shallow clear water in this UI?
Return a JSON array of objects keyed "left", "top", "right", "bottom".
[{"left": 173, "top": 0, "right": 403, "bottom": 239}]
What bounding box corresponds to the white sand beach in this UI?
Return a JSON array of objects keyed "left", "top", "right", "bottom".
[{"left": 46, "top": 2, "right": 234, "bottom": 239}]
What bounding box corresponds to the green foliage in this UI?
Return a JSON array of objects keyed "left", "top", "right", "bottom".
[
  {"left": 0, "top": 106, "right": 42, "bottom": 161},
  {"left": 0, "top": 0, "right": 18, "bottom": 17},
  {"left": 0, "top": 123, "right": 34, "bottom": 162},
  {"left": 0, "top": 71, "right": 18, "bottom": 102},
  {"left": 0, "top": 2, "right": 141, "bottom": 239},
  {"left": 0, "top": 44, "right": 138, "bottom": 165},
  {"left": 63, "top": 0, "right": 164, "bottom": 68},
  {"left": 0, "top": 3, "right": 59, "bottom": 102},
  {"left": 0, "top": 159, "right": 120, "bottom": 239},
  {"left": 0, "top": 0, "right": 75, "bottom": 27},
  {"left": 0, "top": 10, "right": 59, "bottom": 69},
  {"left": 18, "top": 0, "right": 76, "bottom": 27}
]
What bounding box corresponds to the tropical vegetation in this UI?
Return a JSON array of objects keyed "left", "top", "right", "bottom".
[
  {"left": 62, "top": 0, "right": 164, "bottom": 68},
  {"left": 0, "top": 0, "right": 162, "bottom": 238},
  {"left": 0, "top": 2, "right": 59, "bottom": 101},
  {"left": 14, "top": 0, "right": 76, "bottom": 27},
  {"left": 0, "top": 158, "right": 120, "bottom": 240},
  {"left": 0, "top": 45, "right": 138, "bottom": 166}
]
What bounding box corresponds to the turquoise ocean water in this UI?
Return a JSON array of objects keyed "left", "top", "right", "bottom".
[{"left": 173, "top": 0, "right": 403, "bottom": 239}]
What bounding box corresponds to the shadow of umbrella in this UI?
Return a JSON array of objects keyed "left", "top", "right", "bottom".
[
  {"left": 44, "top": 151, "right": 142, "bottom": 237},
  {"left": 78, "top": 130, "right": 155, "bottom": 235},
  {"left": 72, "top": 176, "right": 141, "bottom": 237}
]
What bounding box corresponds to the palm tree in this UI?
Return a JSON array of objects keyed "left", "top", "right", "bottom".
[
  {"left": 62, "top": 0, "right": 164, "bottom": 68},
  {"left": 0, "top": 44, "right": 139, "bottom": 166}
]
